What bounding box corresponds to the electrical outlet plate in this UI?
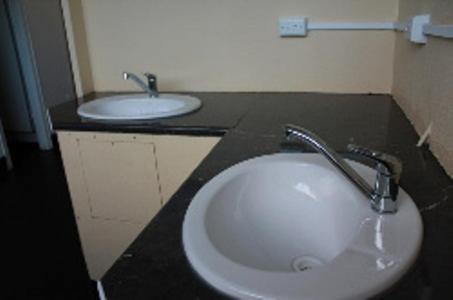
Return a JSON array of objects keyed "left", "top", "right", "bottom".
[
  {"left": 279, "top": 17, "right": 307, "bottom": 37},
  {"left": 409, "top": 14, "right": 431, "bottom": 44}
]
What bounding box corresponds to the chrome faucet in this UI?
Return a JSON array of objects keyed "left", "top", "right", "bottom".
[
  {"left": 285, "top": 124, "right": 402, "bottom": 214},
  {"left": 123, "top": 72, "right": 159, "bottom": 98}
]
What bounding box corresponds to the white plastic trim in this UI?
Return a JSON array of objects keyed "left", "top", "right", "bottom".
[
  {"left": 283, "top": 16, "right": 453, "bottom": 43},
  {"left": 409, "top": 15, "right": 431, "bottom": 44},
  {"left": 304, "top": 20, "right": 453, "bottom": 42},
  {"left": 307, "top": 22, "right": 396, "bottom": 31},
  {"left": 97, "top": 281, "right": 107, "bottom": 300},
  {"left": 416, "top": 122, "right": 433, "bottom": 147},
  {"left": 423, "top": 24, "right": 453, "bottom": 39},
  {"left": 394, "top": 22, "right": 409, "bottom": 32}
]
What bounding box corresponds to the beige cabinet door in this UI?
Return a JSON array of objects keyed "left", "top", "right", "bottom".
[
  {"left": 78, "top": 138, "right": 160, "bottom": 222},
  {"left": 57, "top": 131, "right": 220, "bottom": 279},
  {"left": 58, "top": 131, "right": 162, "bottom": 279},
  {"left": 76, "top": 216, "right": 147, "bottom": 280},
  {"left": 153, "top": 135, "right": 220, "bottom": 203}
]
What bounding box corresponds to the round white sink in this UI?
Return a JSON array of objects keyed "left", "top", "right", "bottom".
[
  {"left": 183, "top": 153, "right": 423, "bottom": 300},
  {"left": 77, "top": 94, "right": 201, "bottom": 120}
]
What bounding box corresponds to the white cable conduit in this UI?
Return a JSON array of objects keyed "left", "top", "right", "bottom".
[
  {"left": 307, "top": 22, "right": 396, "bottom": 31},
  {"left": 423, "top": 24, "right": 453, "bottom": 39},
  {"left": 303, "top": 18, "right": 453, "bottom": 43}
]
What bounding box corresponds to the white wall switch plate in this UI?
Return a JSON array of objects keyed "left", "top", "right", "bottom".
[
  {"left": 409, "top": 14, "right": 431, "bottom": 44},
  {"left": 279, "top": 17, "right": 307, "bottom": 37}
]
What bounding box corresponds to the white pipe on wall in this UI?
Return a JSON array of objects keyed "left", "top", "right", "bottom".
[
  {"left": 303, "top": 17, "right": 453, "bottom": 41},
  {"left": 306, "top": 19, "right": 453, "bottom": 43},
  {"left": 308, "top": 22, "right": 396, "bottom": 31},
  {"left": 423, "top": 24, "right": 453, "bottom": 39}
]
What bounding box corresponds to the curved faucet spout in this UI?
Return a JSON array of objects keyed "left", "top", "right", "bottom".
[
  {"left": 123, "top": 72, "right": 159, "bottom": 98},
  {"left": 285, "top": 125, "right": 374, "bottom": 199},
  {"left": 284, "top": 124, "right": 400, "bottom": 214}
]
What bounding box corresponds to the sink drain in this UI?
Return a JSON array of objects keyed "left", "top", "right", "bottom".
[{"left": 292, "top": 256, "right": 325, "bottom": 272}]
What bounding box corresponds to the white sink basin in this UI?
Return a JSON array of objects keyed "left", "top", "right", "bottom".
[
  {"left": 77, "top": 94, "right": 201, "bottom": 120},
  {"left": 183, "top": 153, "right": 422, "bottom": 300}
]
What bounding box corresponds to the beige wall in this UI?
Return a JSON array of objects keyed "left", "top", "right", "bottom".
[
  {"left": 67, "top": 0, "right": 398, "bottom": 93},
  {"left": 393, "top": 0, "right": 453, "bottom": 177},
  {"left": 62, "top": 0, "right": 94, "bottom": 97},
  {"left": 63, "top": 1, "right": 453, "bottom": 176}
]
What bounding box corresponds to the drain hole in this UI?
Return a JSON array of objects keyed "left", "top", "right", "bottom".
[{"left": 292, "top": 256, "right": 325, "bottom": 272}]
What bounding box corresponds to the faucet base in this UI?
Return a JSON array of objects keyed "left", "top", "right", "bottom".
[{"left": 371, "top": 197, "right": 398, "bottom": 214}]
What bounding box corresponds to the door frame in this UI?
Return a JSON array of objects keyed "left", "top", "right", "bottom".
[{"left": 5, "top": 0, "right": 53, "bottom": 150}]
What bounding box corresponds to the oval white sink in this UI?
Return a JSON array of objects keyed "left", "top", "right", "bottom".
[
  {"left": 77, "top": 94, "right": 201, "bottom": 120},
  {"left": 183, "top": 153, "right": 423, "bottom": 300}
]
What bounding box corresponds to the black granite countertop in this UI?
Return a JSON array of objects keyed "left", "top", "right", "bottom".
[
  {"left": 51, "top": 93, "right": 453, "bottom": 300},
  {"left": 50, "top": 92, "right": 257, "bottom": 136}
]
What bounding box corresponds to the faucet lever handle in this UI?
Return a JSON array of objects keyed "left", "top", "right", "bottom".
[
  {"left": 143, "top": 72, "right": 158, "bottom": 91},
  {"left": 143, "top": 72, "right": 155, "bottom": 80},
  {"left": 347, "top": 144, "right": 402, "bottom": 181},
  {"left": 144, "top": 72, "right": 157, "bottom": 83}
]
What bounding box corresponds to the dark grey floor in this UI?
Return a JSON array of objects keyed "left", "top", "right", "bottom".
[{"left": 1, "top": 142, "right": 97, "bottom": 300}]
